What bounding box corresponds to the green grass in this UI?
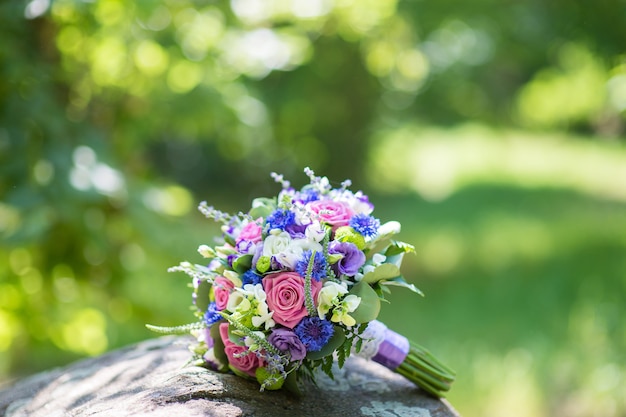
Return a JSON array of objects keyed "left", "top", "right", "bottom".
[{"left": 373, "top": 186, "right": 626, "bottom": 417}]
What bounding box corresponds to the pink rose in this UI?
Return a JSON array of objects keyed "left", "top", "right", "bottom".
[
  {"left": 219, "top": 323, "right": 265, "bottom": 377},
  {"left": 307, "top": 200, "right": 354, "bottom": 228},
  {"left": 213, "top": 276, "right": 234, "bottom": 310},
  {"left": 263, "top": 272, "right": 322, "bottom": 328},
  {"left": 236, "top": 221, "right": 263, "bottom": 244}
]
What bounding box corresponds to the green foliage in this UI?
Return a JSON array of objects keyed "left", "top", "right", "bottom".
[{"left": 348, "top": 282, "right": 381, "bottom": 323}]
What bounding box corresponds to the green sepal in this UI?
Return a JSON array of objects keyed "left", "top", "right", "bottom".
[
  {"left": 348, "top": 281, "right": 381, "bottom": 324},
  {"left": 305, "top": 325, "right": 346, "bottom": 360},
  {"left": 232, "top": 254, "right": 253, "bottom": 274}
]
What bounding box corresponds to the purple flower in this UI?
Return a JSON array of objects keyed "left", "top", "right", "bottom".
[
  {"left": 268, "top": 328, "right": 307, "bottom": 360},
  {"left": 328, "top": 241, "right": 366, "bottom": 276},
  {"left": 285, "top": 223, "right": 307, "bottom": 239}
]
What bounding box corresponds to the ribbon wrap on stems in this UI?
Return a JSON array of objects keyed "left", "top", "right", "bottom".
[{"left": 356, "top": 320, "right": 455, "bottom": 398}]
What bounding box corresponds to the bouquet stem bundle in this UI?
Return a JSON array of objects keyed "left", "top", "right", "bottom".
[
  {"left": 395, "top": 341, "right": 455, "bottom": 397},
  {"left": 357, "top": 320, "right": 454, "bottom": 397}
]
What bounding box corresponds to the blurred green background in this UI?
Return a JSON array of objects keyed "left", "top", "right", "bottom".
[{"left": 1, "top": 0, "right": 625, "bottom": 416}]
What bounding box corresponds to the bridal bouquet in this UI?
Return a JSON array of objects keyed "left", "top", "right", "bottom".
[{"left": 148, "top": 168, "right": 455, "bottom": 397}]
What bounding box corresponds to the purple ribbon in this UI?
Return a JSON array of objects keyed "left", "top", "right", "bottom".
[{"left": 371, "top": 327, "right": 410, "bottom": 370}]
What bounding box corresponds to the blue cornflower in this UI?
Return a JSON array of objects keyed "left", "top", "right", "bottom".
[
  {"left": 295, "top": 250, "right": 327, "bottom": 281},
  {"left": 203, "top": 302, "right": 223, "bottom": 326},
  {"left": 242, "top": 269, "right": 263, "bottom": 286},
  {"left": 294, "top": 317, "right": 334, "bottom": 352},
  {"left": 296, "top": 188, "right": 319, "bottom": 204},
  {"left": 266, "top": 209, "right": 296, "bottom": 231},
  {"left": 349, "top": 214, "right": 380, "bottom": 238}
]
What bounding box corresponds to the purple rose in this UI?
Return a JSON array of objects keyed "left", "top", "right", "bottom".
[
  {"left": 329, "top": 241, "right": 366, "bottom": 276},
  {"left": 268, "top": 328, "right": 307, "bottom": 360}
]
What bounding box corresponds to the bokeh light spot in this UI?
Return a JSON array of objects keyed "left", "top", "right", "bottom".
[
  {"left": 134, "top": 40, "right": 169, "bottom": 76},
  {"left": 167, "top": 61, "right": 202, "bottom": 93}
]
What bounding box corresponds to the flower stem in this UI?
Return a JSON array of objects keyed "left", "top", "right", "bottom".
[{"left": 396, "top": 342, "right": 455, "bottom": 398}]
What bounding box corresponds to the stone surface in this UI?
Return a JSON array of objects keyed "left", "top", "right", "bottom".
[{"left": 0, "top": 336, "right": 460, "bottom": 417}]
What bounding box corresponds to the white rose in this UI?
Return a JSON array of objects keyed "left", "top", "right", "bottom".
[{"left": 262, "top": 231, "right": 292, "bottom": 257}]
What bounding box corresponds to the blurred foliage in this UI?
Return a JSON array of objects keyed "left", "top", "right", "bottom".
[{"left": 1, "top": 0, "right": 626, "bottom": 416}]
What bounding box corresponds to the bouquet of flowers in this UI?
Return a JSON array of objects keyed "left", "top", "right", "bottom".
[{"left": 148, "top": 168, "right": 455, "bottom": 397}]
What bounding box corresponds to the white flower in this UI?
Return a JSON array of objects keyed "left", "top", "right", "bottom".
[
  {"left": 223, "top": 270, "right": 243, "bottom": 287},
  {"left": 343, "top": 294, "right": 361, "bottom": 312},
  {"left": 251, "top": 306, "right": 275, "bottom": 330},
  {"left": 292, "top": 203, "right": 313, "bottom": 226},
  {"left": 378, "top": 220, "right": 401, "bottom": 236},
  {"left": 226, "top": 291, "right": 250, "bottom": 313},
  {"left": 372, "top": 253, "right": 386, "bottom": 265},
  {"left": 244, "top": 331, "right": 266, "bottom": 348},
  {"left": 262, "top": 231, "right": 292, "bottom": 257},
  {"left": 197, "top": 245, "right": 215, "bottom": 258},
  {"left": 273, "top": 237, "right": 323, "bottom": 270},
  {"left": 331, "top": 294, "right": 361, "bottom": 327},
  {"left": 317, "top": 281, "right": 348, "bottom": 318},
  {"left": 239, "top": 284, "right": 275, "bottom": 330},
  {"left": 305, "top": 221, "right": 326, "bottom": 242},
  {"left": 273, "top": 242, "right": 303, "bottom": 269}
]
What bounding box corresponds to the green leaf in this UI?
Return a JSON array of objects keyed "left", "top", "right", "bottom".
[
  {"left": 348, "top": 281, "right": 381, "bottom": 323},
  {"left": 381, "top": 275, "right": 424, "bottom": 296},
  {"left": 228, "top": 325, "right": 246, "bottom": 345},
  {"left": 283, "top": 369, "right": 303, "bottom": 397},
  {"left": 384, "top": 241, "right": 415, "bottom": 257},
  {"left": 249, "top": 197, "right": 276, "bottom": 219},
  {"left": 337, "top": 341, "right": 346, "bottom": 368},
  {"left": 195, "top": 279, "right": 211, "bottom": 312},
  {"left": 355, "top": 337, "right": 363, "bottom": 353},
  {"left": 232, "top": 254, "right": 253, "bottom": 274},
  {"left": 305, "top": 325, "right": 346, "bottom": 360},
  {"left": 361, "top": 263, "right": 401, "bottom": 284},
  {"left": 210, "top": 323, "right": 228, "bottom": 366},
  {"left": 321, "top": 355, "right": 335, "bottom": 379}
]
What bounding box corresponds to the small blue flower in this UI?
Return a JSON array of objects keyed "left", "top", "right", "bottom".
[
  {"left": 295, "top": 188, "right": 319, "bottom": 204},
  {"left": 242, "top": 269, "right": 263, "bottom": 286},
  {"left": 295, "top": 250, "right": 327, "bottom": 281},
  {"left": 349, "top": 214, "right": 380, "bottom": 238},
  {"left": 294, "top": 317, "right": 334, "bottom": 352},
  {"left": 266, "top": 209, "right": 296, "bottom": 231},
  {"left": 204, "top": 302, "right": 223, "bottom": 326}
]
